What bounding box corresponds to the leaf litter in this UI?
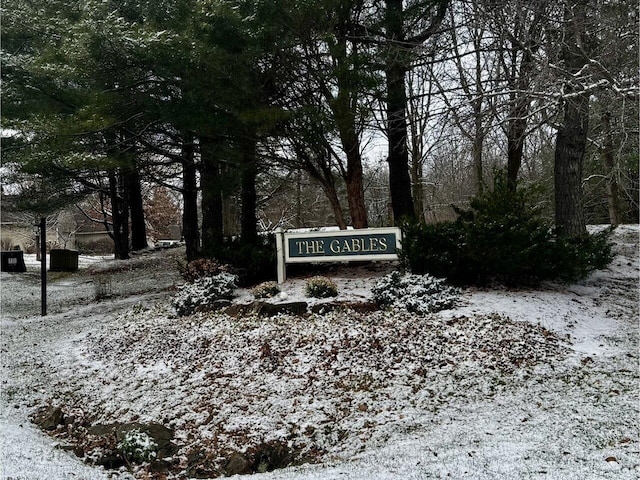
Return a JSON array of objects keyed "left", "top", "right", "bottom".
[{"left": 0, "top": 225, "right": 638, "bottom": 479}]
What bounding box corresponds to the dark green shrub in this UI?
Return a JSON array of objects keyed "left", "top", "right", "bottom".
[
  {"left": 401, "top": 171, "right": 613, "bottom": 286},
  {"left": 204, "top": 235, "right": 277, "bottom": 287},
  {"left": 401, "top": 221, "right": 471, "bottom": 282},
  {"left": 544, "top": 230, "right": 614, "bottom": 282}
]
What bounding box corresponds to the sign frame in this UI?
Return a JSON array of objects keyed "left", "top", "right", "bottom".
[{"left": 275, "top": 227, "right": 402, "bottom": 283}]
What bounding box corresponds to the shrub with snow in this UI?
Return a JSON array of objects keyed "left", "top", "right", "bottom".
[
  {"left": 117, "top": 429, "right": 157, "bottom": 464},
  {"left": 172, "top": 273, "right": 237, "bottom": 316},
  {"left": 372, "top": 270, "right": 459, "bottom": 314},
  {"left": 252, "top": 281, "right": 281, "bottom": 299},
  {"left": 305, "top": 276, "right": 338, "bottom": 298},
  {"left": 179, "top": 258, "right": 229, "bottom": 283}
]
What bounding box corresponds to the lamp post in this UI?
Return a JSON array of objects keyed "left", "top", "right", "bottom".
[{"left": 35, "top": 217, "right": 47, "bottom": 316}]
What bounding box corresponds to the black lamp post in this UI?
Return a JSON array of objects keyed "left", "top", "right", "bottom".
[{"left": 36, "top": 217, "right": 47, "bottom": 316}]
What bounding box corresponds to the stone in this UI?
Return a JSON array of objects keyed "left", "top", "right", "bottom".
[
  {"left": 88, "top": 422, "right": 176, "bottom": 458},
  {"left": 32, "top": 405, "right": 64, "bottom": 431},
  {"left": 224, "top": 452, "right": 251, "bottom": 476},
  {"left": 310, "top": 301, "right": 379, "bottom": 314},
  {"left": 260, "top": 302, "right": 308, "bottom": 317},
  {"left": 225, "top": 301, "right": 308, "bottom": 318},
  {"left": 249, "top": 441, "right": 294, "bottom": 473}
]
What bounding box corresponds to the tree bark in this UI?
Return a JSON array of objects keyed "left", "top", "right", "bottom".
[
  {"left": 409, "top": 148, "right": 425, "bottom": 223},
  {"left": 554, "top": 94, "right": 588, "bottom": 238},
  {"left": 506, "top": 107, "right": 527, "bottom": 191},
  {"left": 384, "top": 0, "right": 446, "bottom": 224},
  {"left": 200, "top": 136, "right": 224, "bottom": 253},
  {"left": 330, "top": 31, "right": 369, "bottom": 229},
  {"left": 127, "top": 163, "right": 147, "bottom": 251},
  {"left": 554, "top": 1, "right": 589, "bottom": 238},
  {"left": 309, "top": 169, "right": 348, "bottom": 230},
  {"left": 108, "top": 170, "right": 130, "bottom": 259},
  {"left": 240, "top": 132, "right": 259, "bottom": 244},
  {"left": 181, "top": 137, "right": 200, "bottom": 261},
  {"left": 600, "top": 111, "right": 620, "bottom": 226},
  {"left": 385, "top": 0, "right": 414, "bottom": 223},
  {"left": 506, "top": 53, "right": 535, "bottom": 191},
  {"left": 300, "top": 152, "right": 349, "bottom": 230}
]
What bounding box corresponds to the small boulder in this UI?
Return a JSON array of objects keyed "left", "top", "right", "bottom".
[
  {"left": 32, "top": 405, "right": 64, "bottom": 431},
  {"left": 226, "top": 301, "right": 308, "bottom": 317},
  {"left": 225, "top": 452, "right": 251, "bottom": 476}
]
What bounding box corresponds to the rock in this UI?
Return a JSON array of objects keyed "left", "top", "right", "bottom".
[
  {"left": 88, "top": 422, "right": 176, "bottom": 458},
  {"left": 310, "top": 301, "right": 379, "bottom": 314},
  {"left": 196, "top": 299, "right": 231, "bottom": 313},
  {"left": 225, "top": 301, "right": 308, "bottom": 318},
  {"left": 225, "top": 452, "right": 251, "bottom": 476},
  {"left": 32, "top": 405, "right": 64, "bottom": 431},
  {"left": 261, "top": 302, "right": 308, "bottom": 317},
  {"left": 250, "top": 441, "right": 294, "bottom": 473}
]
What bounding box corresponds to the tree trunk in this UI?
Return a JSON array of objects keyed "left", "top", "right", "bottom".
[
  {"left": 408, "top": 107, "right": 426, "bottom": 222},
  {"left": 600, "top": 111, "right": 620, "bottom": 226},
  {"left": 410, "top": 152, "right": 425, "bottom": 223},
  {"left": 385, "top": 58, "right": 414, "bottom": 223},
  {"left": 330, "top": 32, "right": 369, "bottom": 229},
  {"left": 472, "top": 121, "right": 484, "bottom": 195},
  {"left": 108, "top": 170, "right": 130, "bottom": 259},
  {"left": 554, "top": 95, "right": 588, "bottom": 238},
  {"left": 344, "top": 149, "right": 369, "bottom": 229},
  {"left": 306, "top": 164, "right": 348, "bottom": 230},
  {"left": 240, "top": 133, "right": 258, "bottom": 244},
  {"left": 385, "top": 0, "right": 416, "bottom": 224},
  {"left": 181, "top": 137, "right": 200, "bottom": 261},
  {"left": 324, "top": 184, "right": 348, "bottom": 230},
  {"left": 200, "top": 136, "right": 224, "bottom": 253},
  {"left": 128, "top": 163, "right": 147, "bottom": 251},
  {"left": 506, "top": 49, "right": 536, "bottom": 191},
  {"left": 554, "top": 0, "right": 589, "bottom": 238},
  {"left": 506, "top": 113, "right": 527, "bottom": 191}
]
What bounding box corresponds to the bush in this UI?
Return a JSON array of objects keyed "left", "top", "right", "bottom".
[
  {"left": 305, "top": 276, "right": 338, "bottom": 298},
  {"left": 372, "top": 271, "right": 460, "bottom": 314},
  {"left": 545, "top": 230, "right": 614, "bottom": 282},
  {"left": 179, "top": 258, "right": 229, "bottom": 283},
  {"left": 252, "top": 281, "right": 281, "bottom": 299},
  {"left": 204, "top": 236, "right": 277, "bottom": 287},
  {"left": 117, "top": 429, "right": 157, "bottom": 464},
  {"left": 172, "top": 273, "right": 237, "bottom": 316},
  {"left": 401, "top": 171, "right": 613, "bottom": 286}
]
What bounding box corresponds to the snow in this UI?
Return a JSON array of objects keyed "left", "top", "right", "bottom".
[{"left": 1, "top": 225, "right": 638, "bottom": 479}]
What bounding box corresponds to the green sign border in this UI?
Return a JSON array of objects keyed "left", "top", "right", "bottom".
[{"left": 283, "top": 227, "right": 401, "bottom": 263}]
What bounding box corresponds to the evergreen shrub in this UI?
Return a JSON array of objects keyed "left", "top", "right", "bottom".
[
  {"left": 205, "top": 235, "right": 277, "bottom": 287},
  {"left": 117, "top": 429, "right": 157, "bottom": 464},
  {"left": 252, "top": 281, "right": 281, "bottom": 299},
  {"left": 372, "top": 271, "right": 459, "bottom": 314},
  {"left": 401, "top": 172, "right": 613, "bottom": 286},
  {"left": 172, "top": 273, "right": 237, "bottom": 316},
  {"left": 305, "top": 276, "right": 338, "bottom": 298}
]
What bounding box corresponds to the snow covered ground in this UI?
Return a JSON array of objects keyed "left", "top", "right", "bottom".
[{"left": 1, "top": 225, "right": 638, "bottom": 479}]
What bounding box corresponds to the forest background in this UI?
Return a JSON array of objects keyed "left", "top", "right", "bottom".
[{"left": 2, "top": 0, "right": 638, "bottom": 263}]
